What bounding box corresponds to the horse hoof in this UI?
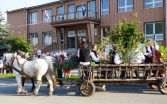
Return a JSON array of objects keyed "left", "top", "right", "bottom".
[
  {"left": 48, "top": 92, "right": 53, "bottom": 96},
  {"left": 16, "top": 92, "right": 19, "bottom": 95},
  {"left": 24, "top": 91, "right": 28, "bottom": 96},
  {"left": 33, "top": 93, "right": 38, "bottom": 96}
]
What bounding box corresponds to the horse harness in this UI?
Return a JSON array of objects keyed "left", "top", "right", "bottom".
[{"left": 4, "top": 54, "right": 27, "bottom": 76}]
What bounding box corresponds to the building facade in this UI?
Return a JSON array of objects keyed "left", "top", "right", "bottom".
[{"left": 7, "top": 0, "right": 166, "bottom": 52}]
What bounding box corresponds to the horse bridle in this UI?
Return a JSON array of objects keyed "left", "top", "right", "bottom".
[
  {"left": 3, "top": 54, "right": 16, "bottom": 69},
  {"left": 3, "top": 54, "right": 27, "bottom": 75}
]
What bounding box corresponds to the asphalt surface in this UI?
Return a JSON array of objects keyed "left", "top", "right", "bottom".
[{"left": 0, "top": 78, "right": 166, "bottom": 104}]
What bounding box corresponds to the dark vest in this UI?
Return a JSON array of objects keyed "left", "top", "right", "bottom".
[
  {"left": 145, "top": 46, "right": 153, "bottom": 63},
  {"left": 109, "top": 50, "right": 116, "bottom": 64},
  {"left": 79, "top": 48, "right": 90, "bottom": 62}
]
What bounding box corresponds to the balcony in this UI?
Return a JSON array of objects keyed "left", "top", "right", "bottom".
[{"left": 51, "top": 11, "right": 100, "bottom": 26}]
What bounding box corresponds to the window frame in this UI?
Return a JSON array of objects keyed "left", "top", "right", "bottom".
[
  {"left": 67, "top": 30, "right": 76, "bottom": 49},
  {"left": 144, "top": 0, "right": 163, "bottom": 9},
  {"left": 42, "top": 31, "right": 53, "bottom": 45},
  {"left": 145, "top": 22, "right": 164, "bottom": 44},
  {"left": 29, "top": 12, "right": 38, "bottom": 24},
  {"left": 67, "top": 4, "right": 75, "bottom": 20},
  {"left": 29, "top": 33, "right": 39, "bottom": 46},
  {"left": 101, "top": 0, "right": 110, "bottom": 15},
  {"left": 118, "top": 0, "right": 134, "bottom": 13},
  {"left": 88, "top": 0, "right": 96, "bottom": 18}
]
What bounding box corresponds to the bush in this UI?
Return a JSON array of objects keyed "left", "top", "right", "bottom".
[
  {"left": 159, "top": 46, "right": 167, "bottom": 62},
  {"left": 5, "top": 36, "right": 32, "bottom": 53}
]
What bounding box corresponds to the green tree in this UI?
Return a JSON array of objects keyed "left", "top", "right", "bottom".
[
  {"left": 6, "top": 36, "right": 33, "bottom": 53},
  {"left": 109, "top": 17, "right": 144, "bottom": 63},
  {"left": 0, "top": 10, "right": 8, "bottom": 46},
  {"left": 159, "top": 46, "right": 167, "bottom": 62}
]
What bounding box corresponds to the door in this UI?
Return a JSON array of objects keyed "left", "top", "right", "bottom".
[{"left": 77, "top": 29, "right": 86, "bottom": 48}]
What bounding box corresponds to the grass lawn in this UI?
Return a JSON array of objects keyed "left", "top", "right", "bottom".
[{"left": 0, "top": 74, "right": 15, "bottom": 79}]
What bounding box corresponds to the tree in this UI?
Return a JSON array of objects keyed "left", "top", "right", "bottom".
[
  {"left": 5, "top": 36, "right": 33, "bottom": 53},
  {"left": 109, "top": 16, "right": 144, "bottom": 63},
  {"left": 0, "top": 10, "right": 8, "bottom": 46}
]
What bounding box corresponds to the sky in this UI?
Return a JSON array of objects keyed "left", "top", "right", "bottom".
[{"left": 0, "top": 0, "right": 58, "bottom": 20}]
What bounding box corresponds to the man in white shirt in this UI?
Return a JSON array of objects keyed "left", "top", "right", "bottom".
[{"left": 37, "top": 49, "right": 42, "bottom": 58}]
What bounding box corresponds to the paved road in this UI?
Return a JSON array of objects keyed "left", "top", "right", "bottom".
[{"left": 0, "top": 78, "right": 166, "bottom": 104}]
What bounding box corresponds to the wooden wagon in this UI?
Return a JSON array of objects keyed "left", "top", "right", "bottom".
[{"left": 78, "top": 63, "right": 167, "bottom": 96}]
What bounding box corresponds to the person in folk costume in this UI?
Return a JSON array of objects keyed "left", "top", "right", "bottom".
[
  {"left": 90, "top": 44, "right": 106, "bottom": 91},
  {"left": 37, "top": 49, "right": 42, "bottom": 58},
  {"left": 77, "top": 41, "right": 91, "bottom": 79},
  {"left": 57, "top": 54, "right": 66, "bottom": 87},
  {"left": 90, "top": 44, "right": 100, "bottom": 64},
  {"left": 130, "top": 46, "right": 145, "bottom": 78},
  {"left": 143, "top": 40, "right": 159, "bottom": 79},
  {"left": 109, "top": 45, "right": 124, "bottom": 78}
]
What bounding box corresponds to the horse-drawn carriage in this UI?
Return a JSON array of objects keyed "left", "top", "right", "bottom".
[
  {"left": 78, "top": 63, "right": 167, "bottom": 96},
  {"left": 2, "top": 51, "right": 167, "bottom": 96}
]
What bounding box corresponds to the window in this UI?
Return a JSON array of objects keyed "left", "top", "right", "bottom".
[
  {"left": 144, "top": 0, "right": 163, "bottom": 8},
  {"left": 145, "top": 22, "right": 164, "bottom": 44},
  {"left": 29, "top": 12, "right": 37, "bottom": 24},
  {"left": 118, "top": 0, "right": 134, "bottom": 12},
  {"left": 42, "top": 9, "right": 52, "bottom": 23},
  {"left": 77, "top": 29, "right": 86, "bottom": 47},
  {"left": 68, "top": 4, "right": 75, "bottom": 20},
  {"left": 56, "top": 6, "right": 64, "bottom": 21},
  {"left": 88, "top": 0, "right": 96, "bottom": 18},
  {"left": 29, "top": 33, "right": 38, "bottom": 46},
  {"left": 67, "top": 31, "right": 75, "bottom": 49},
  {"left": 102, "top": 27, "right": 110, "bottom": 37},
  {"left": 43, "top": 32, "right": 52, "bottom": 45},
  {"left": 101, "top": 0, "right": 110, "bottom": 15},
  {"left": 76, "top": 5, "right": 86, "bottom": 19}
]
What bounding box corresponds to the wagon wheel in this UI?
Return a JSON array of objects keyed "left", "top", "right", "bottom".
[
  {"left": 157, "top": 78, "right": 167, "bottom": 95},
  {"left": 79, "top": 81, "right": 95, "bottom": 96}
]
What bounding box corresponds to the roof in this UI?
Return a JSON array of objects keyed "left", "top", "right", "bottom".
[{"left": 7, "top": 0, "right": 63, "bottom": 13}]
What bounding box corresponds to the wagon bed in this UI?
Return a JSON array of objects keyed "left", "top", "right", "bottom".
[{"left": 78, "top": 63, "right": 167, "bottom": 96}]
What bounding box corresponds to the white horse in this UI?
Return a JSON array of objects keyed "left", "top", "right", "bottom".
[{"left": 3, "top": 52, "right": 57, "bottom": 96}]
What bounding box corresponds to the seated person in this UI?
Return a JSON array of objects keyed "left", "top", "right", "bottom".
[
  {"left": 143, "top": 40, "right": 158, "bottom": 79},
  {"left": 130, "top": 48, "right": 145, "bottom": 64},
  {"left": 109, "top": 45, "right": 124, "bottom": 78},
  {"left": 109, "top": 45, "right": 123, "bottom": 64},
  {"left": 143, "top": 40, "right": 157, "bottom": 63},
  {"left": 130, "top": 47, "right": 145, "bottom": 78},
  {"left": 90, "top": 44, "right": 100, "bottom": 64}
]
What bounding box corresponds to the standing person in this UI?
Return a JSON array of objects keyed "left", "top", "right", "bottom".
[
  {"left": 77, "top": 41, "right": 90, "bottom": 66},
  {"left": 77, "top": 41, "right": 90, "bottom": 79}
]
